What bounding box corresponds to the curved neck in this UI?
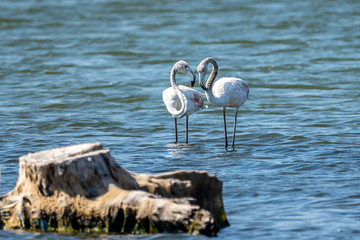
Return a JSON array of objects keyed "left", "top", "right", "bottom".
[
  {"left": 205, "top": 58, "right": 218, "bottom": 89},
  {"left": 169, "top": 67, "right": 188, "bottom": 118},
  {"left": 202, "top": 58, "right": 223, "bottom": 106},
  {"left": 170, "top": 67, "right": 178, "bottom": 88}
]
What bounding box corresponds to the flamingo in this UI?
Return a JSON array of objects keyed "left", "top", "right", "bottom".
[
  {"left": 162, "top": 60, "right": 204, "bottom": 144},
  {"left": 197, "top": 57, "right": 249, "bottom": 149}
]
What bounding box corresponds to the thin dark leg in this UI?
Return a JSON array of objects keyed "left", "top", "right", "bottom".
[
  {"left": 231, "top": 110, "right": 238, "bottom": 149},
  {"left": 186, "top": 115, "right": 189, "bottom": 144},
  {"left": 174, "top": 118, "right": 178, "bottom": 143},
  {"left": 223, "top": 107, "right": 228, "bottom": 149}
]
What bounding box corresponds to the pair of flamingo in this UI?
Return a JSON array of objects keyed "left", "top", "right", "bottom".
[{"left": 162, "top": 57, "right": 249, "bottom": 149}]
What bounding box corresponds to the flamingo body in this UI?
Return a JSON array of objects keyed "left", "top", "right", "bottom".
[
  {"left": 162, "top": 60, "right": 203, "bottom": 143},
  {"left": 162, "top": 85, "right": 203, "bottom": 118},
  {"left": 197, "top": 57, "right": 249, "bottom": 149},
  {"left": 207, "top": 77, "right": 249, "bottom": 110}
]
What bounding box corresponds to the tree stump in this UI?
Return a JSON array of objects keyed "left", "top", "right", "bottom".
[{"left": 0, "top": 143, "right": 229, "bottom": 236}]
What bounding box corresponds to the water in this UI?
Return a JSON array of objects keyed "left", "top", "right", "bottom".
[{"left": 1, "top": 0, "right": 360, "bottom": 239}]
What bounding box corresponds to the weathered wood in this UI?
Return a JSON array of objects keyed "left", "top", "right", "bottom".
[{"left": 0, "top": 143, "right": 229, "bottom": 236}]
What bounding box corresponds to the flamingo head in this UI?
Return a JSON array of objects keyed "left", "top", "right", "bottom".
[
  {"left": 174, "top": 60, "right": 196, "bottom": 87},
  {"left": 197, "top": 61, "right": 208, "bottom": 90},
  {"left": 197, "top": 57, "right": 218, "bottom": 91}
]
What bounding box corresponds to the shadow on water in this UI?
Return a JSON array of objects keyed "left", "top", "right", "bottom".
[{"left": 164, "top": 143, "right": 205, "bottom": 159}]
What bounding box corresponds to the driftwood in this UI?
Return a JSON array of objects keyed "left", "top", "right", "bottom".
[{"left": 0, "top": 143, "right": 229, "bottom": 236}]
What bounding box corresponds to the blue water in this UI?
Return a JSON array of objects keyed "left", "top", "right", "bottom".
[{"left": 1, "top": 0, "right": 360, "bottom": 239}]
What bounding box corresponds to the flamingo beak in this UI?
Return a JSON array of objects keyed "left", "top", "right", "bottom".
[
  {"left": 199, "top": 72, "right": 207, "bottom": 90},
  {"left": 187, "top": 69, "right": 196, "bottom": 87}
]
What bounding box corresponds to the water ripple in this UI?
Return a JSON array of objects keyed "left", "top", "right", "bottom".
[{"left": 1, "top": 0, "right": 360, "bottom": 239}]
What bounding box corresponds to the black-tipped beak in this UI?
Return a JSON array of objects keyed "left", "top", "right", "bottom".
[
  {"left": 200, "top": 79, "right": 207, "bottom": 90},
  {"left": 199, "top": 73, "right": 207, "bottom": 90},
  {"left": 190, "top": 71, "right": 196, "bottom": 87}
]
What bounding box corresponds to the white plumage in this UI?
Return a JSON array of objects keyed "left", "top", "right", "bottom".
[
  {"left": 197, "top": 57, "right": 249, "bottom": 149},
  {"left": 162, "top": 60, "right": 204, "bottom": 143}
]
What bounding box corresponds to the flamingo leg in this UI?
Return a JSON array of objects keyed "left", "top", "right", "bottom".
[
  {"left": 186, "top": 115, "right": 189, "bottom": 144},
  {"left": 174, "top": 118, "right": 178, "bottom": 143},
  {"left": 231, "top": 110, "right": 239, "bottom": 149},
  {"left": 223, "top": 107, "right": 228, "bottom": 149}
]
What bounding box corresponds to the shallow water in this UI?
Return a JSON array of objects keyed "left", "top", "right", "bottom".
[{"left": 1, "top": 0, "right": 360, "bottom": 239}]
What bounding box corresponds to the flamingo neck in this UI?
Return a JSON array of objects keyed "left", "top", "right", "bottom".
[
  {"left": 205, "top": 58, "right": 218, "bottom": 90},
  {"left": 170, "top": 67, "right": 188, "bottom": 118},
  {"left": 203, "top": 58, "right": 223, "bottom": 106}
]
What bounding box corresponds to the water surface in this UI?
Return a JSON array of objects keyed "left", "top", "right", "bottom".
[{"left": 1, "top": 0, "right": 360, "bottom": 239}]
